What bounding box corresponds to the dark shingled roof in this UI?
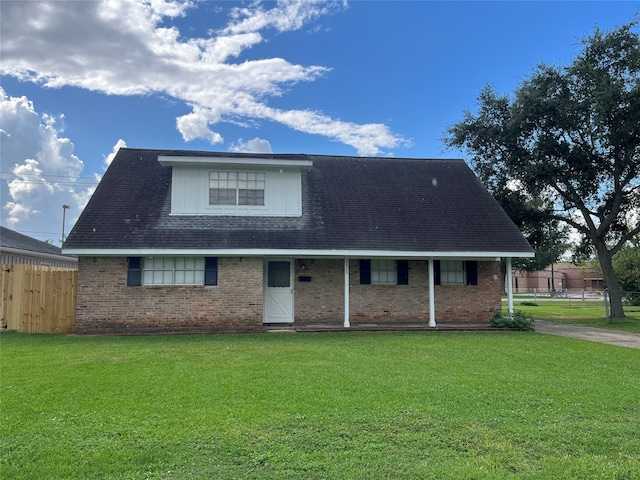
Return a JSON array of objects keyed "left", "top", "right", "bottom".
[
  {"left": 1, "top": 226, "right": 64, "bottom": 256},
  {"left": 63, "top": 148, "right": 533, "bottom": 256}
]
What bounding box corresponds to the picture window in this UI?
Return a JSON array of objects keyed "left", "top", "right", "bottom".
[
  {"left": 143, "top": 256, "right": 204, "bottom": 285},
  {"left": 127, "top": 257, "right": 218, "bottom": 286}
]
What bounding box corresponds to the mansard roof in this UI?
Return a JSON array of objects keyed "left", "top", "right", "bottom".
[{"left": 63, "top": 148, "right": 533, "bottom": 257}]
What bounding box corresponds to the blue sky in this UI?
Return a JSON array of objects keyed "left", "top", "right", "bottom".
[{"left": 1, "top": 0, "right": 638, "bottom": 243}]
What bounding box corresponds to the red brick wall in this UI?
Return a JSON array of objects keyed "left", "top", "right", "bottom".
[
  {"left": 349, "top": 260, "right": 430, "bottom": 323},
  {"left": 75, "top": 256, "right": 263, "bottom": 334},
  {"left": 294, "top": 259, "right": 501, "bottom": 325},
  {"left": 294, "top": 259, "right": 344, "bottom": 323},
  {"left": 434, "top": 261, "right": 501, "bottom": 322},
  {"left": 76, "top": 257, "right": 501, "bottom": 333}
]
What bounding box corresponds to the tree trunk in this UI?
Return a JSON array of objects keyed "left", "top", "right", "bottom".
[
  {"left": 500, "top": 260, "right": 507, "bottom": 296},
  {"left": 594, "top": 241, "right": 626, "bottom": 319}
]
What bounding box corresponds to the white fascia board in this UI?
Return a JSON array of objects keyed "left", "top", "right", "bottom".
[
  {"left": 62, "top": 248, "right": 535, "bottom": 259},
  {"left": 158, "top": 156, "right": 313, "bottom": 168}
]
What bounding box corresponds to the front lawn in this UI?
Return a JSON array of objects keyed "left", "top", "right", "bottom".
[
  {"left": 503, "top": 298, "right": 640, "bottom": 332},
  {"left": 2, "top": 331, "right": 639, "bottom": 479}
]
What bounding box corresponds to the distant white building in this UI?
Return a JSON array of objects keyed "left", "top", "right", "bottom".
[{"left": 0, "top": 226, "right": 77, "bottom": 269}]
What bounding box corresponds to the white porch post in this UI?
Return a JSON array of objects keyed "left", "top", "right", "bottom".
[
  {"left": 344, "top": 257, "right": 350, "bottom": 328},
  {"left": 506, "top": 257, "right": 514, "bottom": 317},
  {"left": 428, "top": 258, "right": 436, "bottom": 327}
]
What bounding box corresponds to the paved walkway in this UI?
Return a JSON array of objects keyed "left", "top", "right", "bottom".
[
  {"left": 534, "top": 320, "right": 640, "bottom": 349},
  {"left": 267, "top": 321, "right": 640, "bottom": 350}
]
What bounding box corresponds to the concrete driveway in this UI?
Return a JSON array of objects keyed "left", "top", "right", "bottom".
[{"left": 534, "top": 320, "right": 640, "bottom": 349}]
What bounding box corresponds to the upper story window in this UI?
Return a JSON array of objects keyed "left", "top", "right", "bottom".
[{"left": 209, "top": 171, "right": 265, "bottom": 206}]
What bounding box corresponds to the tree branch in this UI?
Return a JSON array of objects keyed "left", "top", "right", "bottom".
[{"left": 610, "top": 223, "right": 640, "bottom": 257}]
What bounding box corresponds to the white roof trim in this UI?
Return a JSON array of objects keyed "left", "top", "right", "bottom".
[
  {"left": 62, "top": 248, "right": 534, "bottom": 259},
  {"left": 158, "top": 156, "right": 313, "bottom": 168}
]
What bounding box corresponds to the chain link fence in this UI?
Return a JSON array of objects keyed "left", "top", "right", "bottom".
[
  {"left": 509, "top": 288, "right": 640, "bottom": 323},
  {"left": 512, "top": 288, "right": 639, "bottom": 303}
]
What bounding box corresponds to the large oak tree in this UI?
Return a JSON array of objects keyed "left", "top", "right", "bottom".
[
  {"left": 445, "top": 22, "right": 640, "bottom": 318},
  {"left": 613, "top": 237, "right": 640, "bottom": 305}
]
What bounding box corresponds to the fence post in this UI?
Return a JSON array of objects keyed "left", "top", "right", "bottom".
[{"left": 603, "top": 289, "right": 611, "bottom": 324}]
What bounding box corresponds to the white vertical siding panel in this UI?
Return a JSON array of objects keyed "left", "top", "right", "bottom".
[
  {"left": 170, "top": 166, "right": 302, "bottom": 216},
  {"left": 291, "top": 171, "right": 302, "bottom": 215},
  {"left": 266, "top": 169, "right": 301, "bottom": 215},
  {"left": 171, "top": 168, "right": 184, "bottom": 213}
]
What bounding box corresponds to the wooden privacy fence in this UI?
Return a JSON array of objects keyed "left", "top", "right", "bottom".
[{"left": 1, "top": 264, "right": 77, "bottom": 333}]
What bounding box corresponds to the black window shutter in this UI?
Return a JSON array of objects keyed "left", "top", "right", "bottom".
[
  {"left": 434, "top": 260, "right": 441, "bottom": 285},
  {"left": 359, "top": 259, "right": 371, "bottom": 284},
  {"left": 127, "top": 257, "right": 142, "bottom": 286},
  {"left": 466, "top": 261, "right": 478, "bottom": 285},
  {"left": 205, "top": 257, "right": 218, "bottom": 286},
  {"left": 397, "top": 260, "right": 409, "bottom": 285}
]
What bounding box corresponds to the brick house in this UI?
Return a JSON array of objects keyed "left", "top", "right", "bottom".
[
  {"left": 62, "top": 148, "right": 533, "bottom": 334},
  {"left": 511, "top": 262, "right": 605, "bottom": 293}
]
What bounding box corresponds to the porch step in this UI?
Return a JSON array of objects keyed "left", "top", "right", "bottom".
[
  {"left": 263, "top": 322, "right": 498, "bottom": 333},
  {"left": 263, "top": 323, "right": 297, "bottom": 333}
]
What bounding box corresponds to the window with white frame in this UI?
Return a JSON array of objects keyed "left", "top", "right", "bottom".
[
  {"left": 371, "top": 259, "right": 397, "bottom": 284},
  {"left": 359, "top": 259, "right": 409, "bottom": 285},
  {"left": 128, "top": 257, "right": 218, "bottom": 286},
  {"left": 440, "top": 260, "right": 465, "bottom": 285},
  {"left": 209, "top": 171, "right": 265, "bottom": 206},
  {"left": 142, "top": 257, "right": 204, "bottom": 285}
]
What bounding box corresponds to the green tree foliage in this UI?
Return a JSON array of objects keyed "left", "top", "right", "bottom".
[
  {"left": 613, "top": 238, "right": 640, "bottom": 305},
  {"left": 444, "top": 21, "right": 640, "bottom": 318}
]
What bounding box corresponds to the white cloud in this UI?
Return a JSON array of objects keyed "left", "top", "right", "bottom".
[
  {"left": 0, "top": 87, "right": 100, "bottom": 242},
  {"left": 104, "top": 139, "right": 128, "bottom": 168},
  {"left": 229, "top": 137, "right": 273, "bottom": 153},
  {"left": 175, "top": 108, "right": 225, "bottom": 144},
  {"left": 223, "top": 0, "right": 342, "bottom": 35},
  {"left": 268, "top": 106, "right": 408, "bottom": 156},
  {"left": 0, "top": 0, "right": 406, "bottom": 155}
]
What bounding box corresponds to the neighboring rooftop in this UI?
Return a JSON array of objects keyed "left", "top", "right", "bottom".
[
  {"left": 1, "top": 226, "right": 63, "bottom": 256},
  {"left": 1, "top": 226, "right": 78, "bottom": 268}
]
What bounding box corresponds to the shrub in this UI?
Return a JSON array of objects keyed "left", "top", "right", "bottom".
[
  {"left": 622, "top": 292, "right": 640, "bottom": 306},
  {"left": 491, "top": 309, "right": 534, "bottom": 330}
]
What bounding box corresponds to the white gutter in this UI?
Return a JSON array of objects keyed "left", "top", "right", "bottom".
[{"left": 62, "top": 247, "right": 534, "bottom": 259}]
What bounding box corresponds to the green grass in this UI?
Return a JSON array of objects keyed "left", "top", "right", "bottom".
[
  {"left": 2, "top": 331, "right": 639, "bottom": 479},
  {"left": 503, "top": 299, "right": 640, "bottom": 332}
]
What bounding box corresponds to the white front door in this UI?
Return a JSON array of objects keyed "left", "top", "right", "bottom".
[{"left": 264, "top": 260, "right": 294, "bottom": 323}]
